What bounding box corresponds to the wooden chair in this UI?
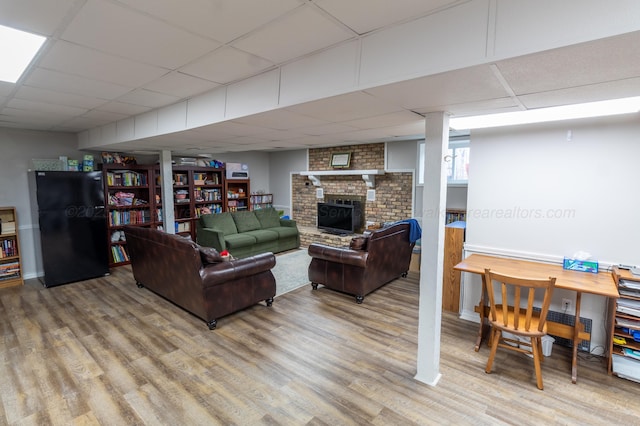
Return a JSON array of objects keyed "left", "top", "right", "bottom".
[{"left": 483, "top": 268, "right": 556, "bottom": 390}]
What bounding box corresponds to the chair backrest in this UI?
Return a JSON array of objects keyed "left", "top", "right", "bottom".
[{"left": 484, "top": 268, "right": 556, "bottom": 335}]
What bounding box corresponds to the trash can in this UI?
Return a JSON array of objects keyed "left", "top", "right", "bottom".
[{"left": 542, "top": 335, "right": 555, "bottom": 357}]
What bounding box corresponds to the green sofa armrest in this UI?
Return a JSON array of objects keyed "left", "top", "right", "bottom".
[
  {"left": 280, "top": 218, "right": 297, "bottom": 228},
  {"left": 197, "top": 228, "right": 227, "bottom": 252}
]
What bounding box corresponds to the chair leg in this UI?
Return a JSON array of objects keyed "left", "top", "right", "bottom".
[
  {"left": 537, "top": 338, "right": 544, "bottom": 363},
  {"left": 531, "top": 337, "right": 544, "bottom": 390},
  {"left": 485, "top": 328, "right": 501, "bottom": 374}
]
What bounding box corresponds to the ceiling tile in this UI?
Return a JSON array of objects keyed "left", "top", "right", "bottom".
[
  {"left": 496, "top": 31, "right": 640, "bottom": 95},
  {"left": 298, "top": 122, "right": 359, "bottom": 136},
  {"left": 115, "top": 89, "right": 180, "bottom": 109},
  {"left": 289, "top": 92, "right": 403, "bottom": 122},
  {"left": 8, "top": 98, "right": 87, "bottom": 116},
  {"left": 95, "top": 101, "right": 152, "bottom": 116},
  {"left": 364, "top": 65, "right": 509, "bottom": 110},
  {"left": 115, "top": 0, "right": 303, "bottom": 43},
  {"left": 25, "top": 68, "right": 133, "bottom": 100},
  {"left": 418, "top": 97, "right": 521, "bottom": 118},
  {"left": 39, "top": 41, "right": 168, "bottom": 87},
  {"left": 143, "top": 72, "right": 220, "bottom": 99},
  {"left": 314, "top": 0, "right": 458, "bottom": 34},
  {"left": 15, "top": 86, "right": 107, "bottom": 110},
  {"left": 344, "top": 111, "right": 424, "bottom": 129},
  {"left": 0, "top": 0, "right": 77, "bottom": 35},
  {"left": 0, "top": 82, "right": 14, "bottom": 97},
  {"left": 61, "top": 0, "right": 220, "bottom": 69},
  {"left": 180, "top": 47, "right": 274, "bottom": 85},
  {"left": 517, "top": 78, "right": 640, "bottom": 109},
  {"left": 233, "top": 5, "right": 355, "bottom": 64},
  {"left": 233, "top": 109, "right": 328, "bottom": 130}
]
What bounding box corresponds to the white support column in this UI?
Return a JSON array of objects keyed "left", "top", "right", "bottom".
[
  {"left": 415, "top": 112, "right": 449, "bottom": 386},
  {"left": 159, "top": 150, "right": 175, "bottom": 234}
]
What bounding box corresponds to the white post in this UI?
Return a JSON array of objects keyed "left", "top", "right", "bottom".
[
  {"left": 415, "top": 112, "right": 449, "bottom": 386},
  {"left": 159, "top": 150, "right": 175, "bottom": 234}
]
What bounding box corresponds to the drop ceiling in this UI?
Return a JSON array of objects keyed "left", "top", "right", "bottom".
[{"left": 1, "top": 0, "right": 640, "bottom": 155}]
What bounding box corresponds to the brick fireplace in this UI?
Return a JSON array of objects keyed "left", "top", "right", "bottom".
[{"left": 292, "top": 143, "right": 413, "bottom": 242}]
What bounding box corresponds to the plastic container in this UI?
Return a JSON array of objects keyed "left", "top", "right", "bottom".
[{"left": 542, "top": 335, "right": 555, "bottom": 357}]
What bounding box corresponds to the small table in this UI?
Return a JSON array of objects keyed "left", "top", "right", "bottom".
[{"left": 454, "top": 253, "right": 619, "bottom": 384}]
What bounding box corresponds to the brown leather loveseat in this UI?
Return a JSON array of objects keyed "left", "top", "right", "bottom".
[
  {"left": 124, "top": 226, "right": 276, "bottom": 330},
  {"left": 307, "top": 222, "right": 417, "bottom": 303}
]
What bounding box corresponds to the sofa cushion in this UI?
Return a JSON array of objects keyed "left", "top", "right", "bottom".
[
  {"left": 254, "top": 207, "right": 281, "bottom": 229},
  {"left": 201, "top": 212, "right": 237, "bottom": 235},
  {"left": 244, "top": 229, "right": 278, "bottom": 243},
  {"left": 199, "top": 246, "right": 222, "bottom": 264},
  {"left": 225, "top": 233, "right": 258, "bottom": 249},
  {"left": 233, "top": 211, "right": 262, "bottom": 233},
  {"left": 349, "top": 236, "right": 369, "bottom": 250},
  {"left": 267, "top": 226, "right": 299, "bottom": 239}
]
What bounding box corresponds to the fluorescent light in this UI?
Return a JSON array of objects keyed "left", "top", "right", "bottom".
[
  {"left": 449, "top": 96, "right": 640, "bottom": 130},
  {"left": 0, "top": 24, "right": 46, "bottom": 83}
]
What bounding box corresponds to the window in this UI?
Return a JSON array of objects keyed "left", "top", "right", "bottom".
[{"left": 417, "top": 138, "right": 470, "bottom": 185}]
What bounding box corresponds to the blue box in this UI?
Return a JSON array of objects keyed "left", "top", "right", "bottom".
[{"left": 563, "top": 257, "right": 598, "bottom": 273}]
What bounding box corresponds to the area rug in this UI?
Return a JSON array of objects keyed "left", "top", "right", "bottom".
[{"left": 272, "top": 249, "right": 312, "bottom": 296}]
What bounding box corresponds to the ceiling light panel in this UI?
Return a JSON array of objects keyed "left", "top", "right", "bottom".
[{"left": 0, "top": 24, "right": 46, "bottom": 83}]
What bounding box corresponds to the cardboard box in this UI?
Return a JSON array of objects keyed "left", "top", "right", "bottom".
[{"left": 410, "top": 252, "right": 421, "bottom": 272}]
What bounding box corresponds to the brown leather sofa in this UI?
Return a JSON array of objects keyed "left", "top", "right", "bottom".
[
  {"left": 307, "top": 222, "right": 416, "bottom": 303},
  {"left": 124, "top": 226, "right": 276, "bottom": 330}
]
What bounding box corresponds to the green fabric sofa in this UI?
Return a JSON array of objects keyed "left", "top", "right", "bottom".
[{"left": 196, "top": 208, "right": 300, "bottom": 258}]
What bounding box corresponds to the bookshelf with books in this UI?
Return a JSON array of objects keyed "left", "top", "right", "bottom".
[
  {"left": 609, "top": 267, "right": 640, "bottom": 383},
  {"left": 225, "top": 179, "right": 250, "bottom": 212},
  {"left": 103, "top": 164, "right": 153, "bottom": 266},
  {"left": 154, "top": 166, "right": 226, "bottom": 239},
  {"left": 0, "top": 207, "right": 23, "bottom": 288},
  {"left": 250, "top": 193, "right": 273, "bottom": 210}
]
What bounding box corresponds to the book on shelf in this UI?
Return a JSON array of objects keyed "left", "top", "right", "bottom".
[
  {"left": 1, "top": 239, "right": 17, "bottom": 258},
  {"left": 107, "top": 170, "right": 148, "bottom": 187},
  {"left": 108, "top": 209, "right": 151, "bottom": 226},
  {"left": 1, "top": 221, "right": 16, "bottom": 234},
  {"left": 111, "top": 245, "right": 130, "bottom": 263}
]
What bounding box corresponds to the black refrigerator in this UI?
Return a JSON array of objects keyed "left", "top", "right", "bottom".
[{"left": 35, "top": 171, "right": 109, "bottom": 287}]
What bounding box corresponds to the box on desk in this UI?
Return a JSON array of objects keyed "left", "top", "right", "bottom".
[{"left": 563, "top": 257, "right": 598, "bottom": 273}]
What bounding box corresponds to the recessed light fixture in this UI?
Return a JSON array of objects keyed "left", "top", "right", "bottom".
[
  {"left": 0, "top": 24, "right": 46, "bottom": 84},
  {"left": 449, "top": 96, "right": 640, "bottom": 130}
]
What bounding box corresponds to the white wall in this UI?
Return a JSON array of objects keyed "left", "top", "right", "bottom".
[
  {"left": 268, "top": 149, "right": 307, "bottom": 216},
  {"left": 461, "top": 114, "right": 640, "bottom": 354}
]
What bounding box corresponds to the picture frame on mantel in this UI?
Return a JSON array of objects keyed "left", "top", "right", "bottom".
[{"left": 330, "top": 152, "right": 351, "bottom": 169}]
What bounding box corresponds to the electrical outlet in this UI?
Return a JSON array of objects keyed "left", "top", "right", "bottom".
[{"left": 562, "top": 298, "right": 572, "bottom": 311}]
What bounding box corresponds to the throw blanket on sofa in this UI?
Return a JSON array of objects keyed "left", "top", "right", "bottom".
[{"left": 398, "top": 218, "right": 422, "bottom": 244}]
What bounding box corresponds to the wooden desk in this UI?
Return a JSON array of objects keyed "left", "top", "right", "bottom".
[{"left": 454, "top": 253, "right": 619, "bottom": 384}]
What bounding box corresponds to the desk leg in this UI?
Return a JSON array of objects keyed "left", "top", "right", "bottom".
[
  {"left": 571, "top": 292, "right": 582, "bottom": 384},
  {"left": 474, "top": 274, "right": 490, "bottom": 352}
]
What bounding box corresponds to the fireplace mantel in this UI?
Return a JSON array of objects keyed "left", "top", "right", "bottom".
[{"left": 299, "top": 169, "right": 385, "bottom": 188}]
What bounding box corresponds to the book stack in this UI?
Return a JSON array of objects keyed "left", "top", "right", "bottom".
[{"left": 0, "top": 261, "right": 20, "bottom": 281}]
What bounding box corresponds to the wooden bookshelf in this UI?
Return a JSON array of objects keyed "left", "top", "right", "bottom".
[{"left": 0, "top": 206, "right": 23, "bottom": 288}]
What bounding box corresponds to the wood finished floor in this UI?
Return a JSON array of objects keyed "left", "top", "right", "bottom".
[{"left": 1, "top": 267, "right": 639, "bottom": 425}]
